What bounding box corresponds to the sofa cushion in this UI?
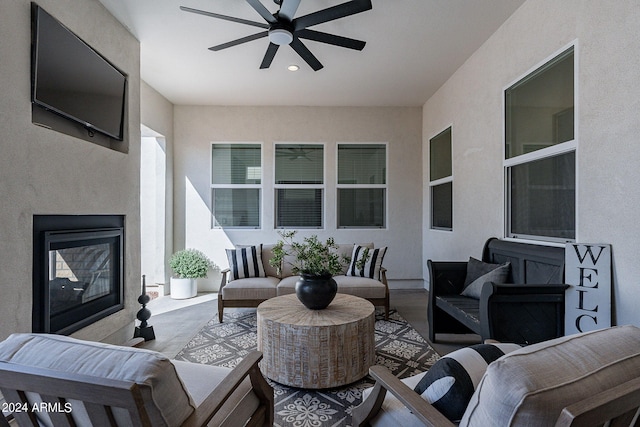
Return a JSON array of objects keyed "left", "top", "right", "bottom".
[
  {"left": 0, "top": 333, "right": 195, "bottom": 427},
  {"left": 333, "top": 275, "right": 387, "bottom": 299},
  {"left": 460, "top": 325, "right": 640, "bottom": 426},
  {"left": 413, "top": 343, "right": 521, "bottom": 422},
  {"left": 276, "top": 275, "right": 298, "bottom": 295},
  {"left": 226, "top": 245, "right": 266, "bottom": 281},
  {"left": 221, "top": 276, "right": 279, "bottom": 300},
  {"left": 172, "top": 360, "right": 260, "bottom": 426},
  {"left": 261, "top": 244, "right": 279, "bottom": 278},
  {"left": 362, "top": 371, "right": 429, "bottom": 427},
  {"left": 346, "top": 245, "right": 387, "bottom": 280},
  {"left": 460, "top": 260, "right": 510, "bottom": 299},
  {"left": 277, "top": 275, "right": 386, "bottom": 299}
]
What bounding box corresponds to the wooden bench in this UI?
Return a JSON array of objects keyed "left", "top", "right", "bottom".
[{"left": 427, "top": 238, "right": 569, "bottom": 344}]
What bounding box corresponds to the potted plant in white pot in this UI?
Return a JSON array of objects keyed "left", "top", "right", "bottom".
[
  {"left": 168, "top": 248, "right": 213, "bottom": 299},
  {"left": 269, "top": 231, "right": 358, "bottom": 309}
]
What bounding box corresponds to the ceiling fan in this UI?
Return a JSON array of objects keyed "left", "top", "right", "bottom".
[{"left": 180, "top": 0, "right": 373, "bottom": 71}]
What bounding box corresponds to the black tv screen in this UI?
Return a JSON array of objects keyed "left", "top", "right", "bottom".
[{"left": 31, "top": 3, "right": 127, "bottom": 141}]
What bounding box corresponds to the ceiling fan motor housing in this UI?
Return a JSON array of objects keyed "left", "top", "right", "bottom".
[{"left": 269, "top": 21, "right": 294, "bottom": 45}]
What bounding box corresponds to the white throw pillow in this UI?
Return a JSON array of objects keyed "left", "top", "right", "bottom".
[
  {"left": 226, "top": 244, "right": 266, "bottom": 281},
  {"left": 345, "top": 245, "right": 387, "bottom": 280}
]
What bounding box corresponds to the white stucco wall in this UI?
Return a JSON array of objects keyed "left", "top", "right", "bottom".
[
  {"left": 422, "top": 0, "right": 640, "bottom": 326},
  {"left": 173, "top": 106, "right": 423, "bottom": 290},
  {"left": 0, "top": 0, "right": 141, "bottom": 342},
  {"left": 141, "top": 81, "right": 175, "bottom": 287}
]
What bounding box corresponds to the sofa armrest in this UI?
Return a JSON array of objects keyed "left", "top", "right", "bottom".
[
  {"left": 219, "top": 268, "right": 230, "bottom": 291},
  {"left": 427, "top": 260, "right": 467, "bottom": 295},
  {"left": 352, "top": 365, "right": 455, "bottom": 427},
  {"left": 479, "top": 282, "right": 569, "bottom": 344},
  {"left": 380, "top": 267, "right": 388, "bottom": 285}
]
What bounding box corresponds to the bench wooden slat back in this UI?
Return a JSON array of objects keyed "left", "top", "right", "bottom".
[
  {"left": 0, "top": 361, "right": 152, "bottom": 427},
  {"left": 483, "top": 237, "right": 565, "bottom": 284}
]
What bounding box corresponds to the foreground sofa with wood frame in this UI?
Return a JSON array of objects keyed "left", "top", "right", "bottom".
[
  {"left": 353, "top": 325, "right": 640, "bottom": 427},
  {"left": 428, "top": 237, "right": 569, "bottom": 345},
  {"left": 218, "top": 243, "right": 389, "bottom": 322},
  {"left": 0, "top": 333, "right": 274, "bottom": 427}
]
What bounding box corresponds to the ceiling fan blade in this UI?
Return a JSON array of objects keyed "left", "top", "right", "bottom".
[
  {"left": 209, "top": 31, "right": 268, "bottom": 51},
  {"left": 297, "top": 29, "right": 366, "bottom": 50},
  {"left": 293, "top": 0, "right": 372, "bottom": 31},
  {"left": 290, "top": 38, "right": 323, "bottom": 71},
  {"left": 260, "top": 43, "right": 280, "bottom": 69},
  {"left": 278, "top": 0, "right": 301, "bottom": 21},
  {"left": 245, "top": 0, "right": 277, "bottom": 24},
  {"left": 180, "top": 6, "right": 269, "bottom": 29}
]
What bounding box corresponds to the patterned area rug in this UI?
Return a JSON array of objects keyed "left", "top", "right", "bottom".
[{"left": 175, "top": 309, "right": 440, "bottom": 427}]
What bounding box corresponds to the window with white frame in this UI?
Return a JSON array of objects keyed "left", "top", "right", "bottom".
[
  {"left": 429, "top": 127, "right": 453, "bottom": 230},
  {"left": 211, "top": 143, "right": 261, "bottom": 228},
  {"left": 505, "top": 46, "right": 575, "bottom": 242},
  {"left": 275, "top": 143, "right": 324, "bottom": 228},
  {"left": 337, "top": 143, "right": 386, "bottom": 228}
]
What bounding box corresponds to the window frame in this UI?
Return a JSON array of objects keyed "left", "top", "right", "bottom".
[
  {"left": 210, "top": 142, "right": 263, "bottom": 229},
  {"left": 503, "top": 43, "right": 578, "bottom": 244},
  {"left": 273, "top": 142, "right": 325, "bottom": 229},
  {"left": 336, "top": 142, "right": 388, "bottom": 229},
  {"left": 429, "top": 126, "right": 453, "bottom": 231}
]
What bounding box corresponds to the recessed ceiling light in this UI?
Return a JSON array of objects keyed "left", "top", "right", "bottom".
[{"left": 287, "top": 64, "right": 300, "bottom": 72}]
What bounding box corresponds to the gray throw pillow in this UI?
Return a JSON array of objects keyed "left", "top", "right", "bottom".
[{"left": 461, "top": 258, "right": 510, "bottom": 299}]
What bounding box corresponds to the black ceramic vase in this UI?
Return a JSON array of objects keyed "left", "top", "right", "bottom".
[{"left": 295, "top": 273, "right": 338, "bottom": 310}]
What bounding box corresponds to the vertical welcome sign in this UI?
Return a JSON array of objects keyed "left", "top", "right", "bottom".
[{"left": 565, "top": 243, "right": 612, "bottom": 335}]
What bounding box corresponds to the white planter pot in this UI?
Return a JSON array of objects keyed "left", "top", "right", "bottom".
[{"left": 170, "top": 277, "right": 197, "bottom": 299}]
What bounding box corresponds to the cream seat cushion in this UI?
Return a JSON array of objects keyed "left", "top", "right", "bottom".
[
  {"left": 0, "top": 333, "right": 195, "bottom": 427},
  {"left": 221, "top": 276, "right": 279, "bottom": 300},
  {"left": 172, "top": 360, "right": 260, "bottom": 427},
  {"left": 333, "top": 275, "right": 386, "bottom": 299},
  {"left": 276, "top": 275, "right": 386, "bottom": 299},
  {"left": 362, "top": 371, "right": 428, "bottom": 427},
  {"left": 461, "top": 325, "right": 640, "bottom": 426}
]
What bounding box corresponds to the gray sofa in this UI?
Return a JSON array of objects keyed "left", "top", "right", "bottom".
[
  {"left": 354, "top": 325, "right": 640, "bottom": 426},
  {"left": 218, "top": 243, "right": 389, "bottom": 322}
]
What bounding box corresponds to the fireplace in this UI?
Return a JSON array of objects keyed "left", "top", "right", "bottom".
[{"left": 33, "top": 215, "right": 125, "bottom": 335}]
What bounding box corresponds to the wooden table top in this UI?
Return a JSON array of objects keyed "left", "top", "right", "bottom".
[{"left": 257, "top": 293, "right": 374, "bottom": 327}]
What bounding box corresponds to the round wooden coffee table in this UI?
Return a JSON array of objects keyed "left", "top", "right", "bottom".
[{"left": 257, "top": 293, "right": 375, "bottom": 389}]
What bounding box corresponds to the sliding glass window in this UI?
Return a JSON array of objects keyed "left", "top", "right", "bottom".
[
  {"left": 211, "top": 143, "right": 261, "bottom": 228},
  {"left": 429, "top": 127, "right": 453, "bottom": 231},
  {"left": 505, "top": 46, "right": 576, "bottom": 242},
  {"left": 337, "top": 143, "right": 386, "bottom": 228},
  {"left": 274, "top": 144, "right": 324, "bottom": 228}
]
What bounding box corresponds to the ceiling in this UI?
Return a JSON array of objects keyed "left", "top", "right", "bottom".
[{"left": 98, "top": 0, "right": 525, "bottom": 107}]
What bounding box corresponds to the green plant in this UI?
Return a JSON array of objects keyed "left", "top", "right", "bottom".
[
  {"left": 268, "top": 230, "right": 369, "bottom": 277},
  {"left": 169, "top": 248, "right": 213, "bottom": 279}
]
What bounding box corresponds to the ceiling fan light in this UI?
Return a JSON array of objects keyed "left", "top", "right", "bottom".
[
  {"left": 269, "top": 28, "right": 293, "bottom": 45},
  {"left": 287, "top": 64, "right": 299, "bottom": 71}
]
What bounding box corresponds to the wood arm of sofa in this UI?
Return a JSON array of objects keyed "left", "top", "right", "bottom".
[
  {"left": 555, "top": 376, "right": 640, "bottom": 427},
  {"left": 219, "top": 268, "right": 230, "bottom": 291},
  {"left": 184, "top": 350, "right": 274, "bottom": 427},
  {"left": 427, "top": 260, "right": 468, "bottom": 295},
  {"left": 352, "top": 365, "right": 455, "bottom": 427}
]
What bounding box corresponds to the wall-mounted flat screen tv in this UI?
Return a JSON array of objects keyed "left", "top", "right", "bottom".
[{"left": 31, "top": 3, "right": 127, "bottom": 141}]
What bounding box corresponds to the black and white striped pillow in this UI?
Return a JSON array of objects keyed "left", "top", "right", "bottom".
[
  {"left": 225, "top": 245, "right": 266, "bottom": 281},
  {"left": 413, "top": 343, "right": 521, "bottom": 422},
  {"left": 346, "top": 245, "right": 387, "bottom": 280}
]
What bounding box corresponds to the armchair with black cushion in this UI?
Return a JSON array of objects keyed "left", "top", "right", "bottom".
[{"left": 428, "top": 237, "right": 569, "bottom": 345}]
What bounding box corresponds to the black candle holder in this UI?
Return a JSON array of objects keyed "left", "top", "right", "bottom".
[{"left": 134, "top": 275, "right": 156, "bottom": 341}]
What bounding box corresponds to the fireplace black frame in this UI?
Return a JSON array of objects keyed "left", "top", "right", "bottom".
[{"left": 33, "top": 215, "right": 125, "bottom": 335}]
